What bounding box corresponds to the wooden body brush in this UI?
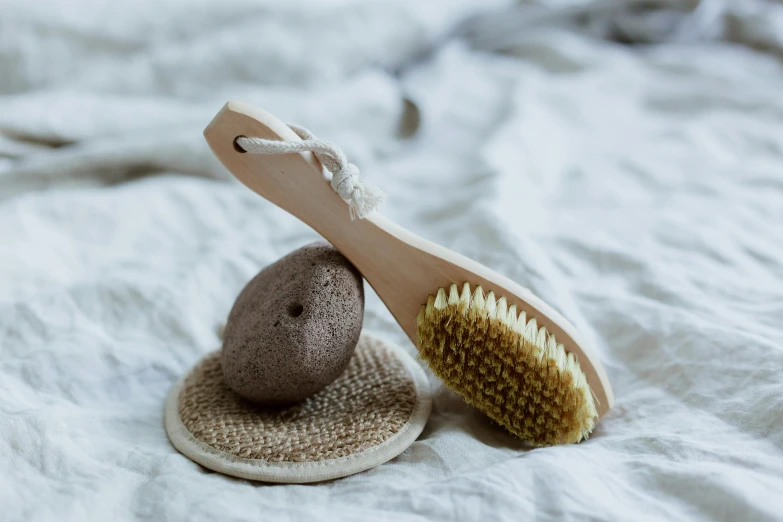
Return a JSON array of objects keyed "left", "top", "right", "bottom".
[{"left": 205, "top": 101, "right": 614, "bottom": 445}]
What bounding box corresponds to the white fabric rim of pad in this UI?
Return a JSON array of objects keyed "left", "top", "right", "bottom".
[{"left": 164, "top": 333, "right": 432, "bottom": 483}]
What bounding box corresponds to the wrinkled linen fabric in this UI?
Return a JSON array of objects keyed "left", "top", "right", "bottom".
[{"left": 1, "top": 0, "right": 783, "bottom": 520}]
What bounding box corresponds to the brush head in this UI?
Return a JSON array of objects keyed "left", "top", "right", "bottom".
[{"left": 417, "top": 283, "right": 597, "bottom": 445}]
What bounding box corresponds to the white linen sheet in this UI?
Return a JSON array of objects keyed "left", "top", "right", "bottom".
[{"left": 1, "top": 1, "right": 783, "bottom": 520}]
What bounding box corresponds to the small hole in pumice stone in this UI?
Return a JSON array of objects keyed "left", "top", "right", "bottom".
[
  {"left": 288, "top": 303, "right": 304, "bottom": 317},
  {"left": 273, "top": 320, "right": 280, "bottom": 327},
  {"left": 233, "top": 136, "right": 247, "bottom": 153}
]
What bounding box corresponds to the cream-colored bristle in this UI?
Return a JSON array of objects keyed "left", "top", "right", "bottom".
[
  {"left": 459, "top": 283, "right": 471, "bottom": 313},
  {"left": 435, "top": 288, "right": 448, "bottom": 310},
  {"left": 416, "top": 282, "right": 597, "bottom": 446},
  {"left": 547, "top": 335, "right": 559, "bottom": 358},
  {"left": 485, "top": 291, "right": 497, "bottom": 319},
  {"left": 514, "top": 310, "right": 527, "bottom": 334},
  {"left": 524, "top": 318, "right": 538, "bottom": 345},
  {"left": 471, "top": 286, "right": 485, "bottom": 312},
  {"left": 553, "top": 343, "right": 567, "bottom": 372},
  {"left": 507, "top": 304, "right": 517, "bottom": 327},
  {"left": 460, "top": 282, "right": 471, "bottom": 300},
  {"left": 496, "top": 297, "right": 509, "bottom": 326},
  {"left": 448, "top": 284, "right": 460, "bottom": 306},
  {"left": 536, "top": 326, "right": 548, "bottom": 350},
  {"left": 565, "top": 351, "right": 577, "bottom": 378}
]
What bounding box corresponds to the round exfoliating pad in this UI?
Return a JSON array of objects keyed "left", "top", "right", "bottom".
[{"left": 165, "top": 333, "right": 431, "bottom": 483}]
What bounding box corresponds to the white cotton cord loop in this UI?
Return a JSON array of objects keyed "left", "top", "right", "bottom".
[{"left": 236, "top": 126, "right": 385, "bottom": 220}]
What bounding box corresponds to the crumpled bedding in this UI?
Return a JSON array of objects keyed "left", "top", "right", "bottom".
[{"left": 2, "top": 0, "right": 783, "bottom": 520}]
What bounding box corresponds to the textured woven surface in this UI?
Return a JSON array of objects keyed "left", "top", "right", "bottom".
[{"left": 178, "top": 335, "right": 418, "bottom": 463}]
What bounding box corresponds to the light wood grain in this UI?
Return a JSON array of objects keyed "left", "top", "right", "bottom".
[{"left": 204, "top": 101, "right": 614, "bottom": 417}]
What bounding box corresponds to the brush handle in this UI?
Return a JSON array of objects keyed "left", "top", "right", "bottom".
[
  {"left": 203, "top": 101, "right": 428, "bottom": 331},
  {"left": 204, "top": 101, "right": 445, "bottom": 339},
  {"left": 204, "top": 101, "right": 614, "bottom": 416}
]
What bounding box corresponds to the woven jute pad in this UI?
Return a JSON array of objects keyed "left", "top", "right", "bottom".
[{"left": 165, "top": 333, "right": 431, "bottom": 483}]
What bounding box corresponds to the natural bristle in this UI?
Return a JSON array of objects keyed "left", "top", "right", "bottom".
[{"left": 417, "top": 283, "right": 597, "bottom": 445}]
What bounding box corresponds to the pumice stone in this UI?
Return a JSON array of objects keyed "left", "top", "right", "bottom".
[{"left": 221, "top": 241, "right": 364, "bottom": 405}]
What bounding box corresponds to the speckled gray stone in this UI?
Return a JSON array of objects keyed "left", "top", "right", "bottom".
[{"left": 221, "top": 241, "right": 364, "bottom": 406}]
